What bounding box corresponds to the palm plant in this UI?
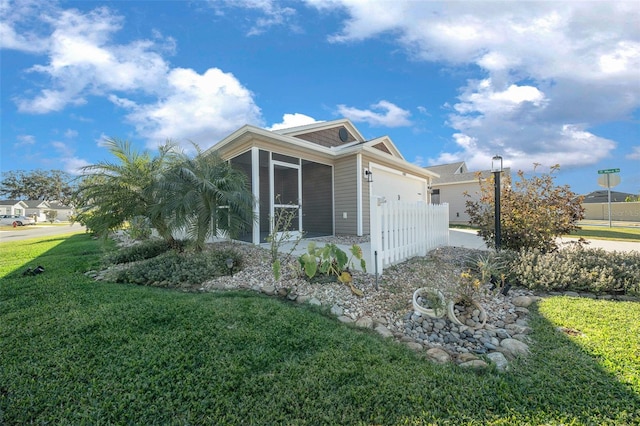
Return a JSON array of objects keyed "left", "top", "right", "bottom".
[
  {"left": 156, "top": 146, "right": 254, "bottom": 251},
  {"left": 74, "top": 138, "right": 179, "bottom": 243}
]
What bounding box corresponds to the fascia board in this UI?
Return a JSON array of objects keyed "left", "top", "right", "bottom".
[
  {"left": 336, "top": 145, "right": 439, "bottom": 180},
  {"left": 208, "top": 125, "right": 338, "bottom": 159}
]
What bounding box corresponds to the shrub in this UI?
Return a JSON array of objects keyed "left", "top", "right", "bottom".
[
  {"left": 502, "top": 247, "right": 640, "bottom": 295},
  {"left": 115, "top": 248, "right": 242, "bottom": 287},
  {"left": 105, "top": 239, "right": 177, "bottom": 264},
  {"left": 465, "top": 164, "right": 584, "bottom": 252}
]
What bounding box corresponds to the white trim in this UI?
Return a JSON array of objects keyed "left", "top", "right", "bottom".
[
  {"left": 251, "top": 147, "right": 260, "bottom": 244},
  {"left": 356, "top": 153, "right": 363, "bottom": 236}
]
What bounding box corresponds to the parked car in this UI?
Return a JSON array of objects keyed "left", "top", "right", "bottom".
[{"left": 0, "top": 215, "right": 36, "bottom": 226}]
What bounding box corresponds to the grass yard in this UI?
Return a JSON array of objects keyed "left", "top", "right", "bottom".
[
  {"left": 568, "top": 225, "right": 640, "bottom": 242},
  {"left": 1, "top": 235, "right": 639, "bottom": 424}
]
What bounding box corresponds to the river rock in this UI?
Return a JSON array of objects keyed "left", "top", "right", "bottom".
[
  {"left": 459, "top": 359, "right": 488, "bottom": 369},
  {"left": 375, "top": 324, "right": 394, "bottom": 338},
  {"left": 512, "top": 295, "right": 534, "bottom": 307},
  {"left": 487, "top": 352, "right": 509, "bottom": 371},
  {"left": 501, "top": 338, "right": 529, "bottom": 356},
  {"left": 355, "top": 316, "right": 374, "bottom": 329},
  {"left": 426, "top": 347, "right": 451, "bottom": 364}
]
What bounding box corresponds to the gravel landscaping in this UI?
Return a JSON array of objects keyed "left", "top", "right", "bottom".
[{"left": 199, "top": 239, "right": 543, "bottom": 369}]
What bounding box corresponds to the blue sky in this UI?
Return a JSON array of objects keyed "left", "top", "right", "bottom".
[{"left": 1, "top": 0, "right": 639, "bottom": 195}]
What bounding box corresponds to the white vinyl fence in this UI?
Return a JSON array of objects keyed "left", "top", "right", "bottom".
[{"left": 370, "top": 199, "right": 449, "bottom": 275}]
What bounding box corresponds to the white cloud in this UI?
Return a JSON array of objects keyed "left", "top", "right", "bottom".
[
  {"left": 16, "top": 134, "right": 36, "bottom": 145},
  {"left": 306, "top": 1, "right": 639, "bottom": 171},
  {"left": 627, "top": 146, "right": 640, "bottom": 160},
  {"left": 50, "top": 141, "right": 90, "bottom": 174},
  {"left": 117, "top": 67, "right": 262, "bottom": 150},
  {"left": 268, "top": 113, "right": 319, "bottom": 130},
  {"left": 337, "top": 100, "right": 412, "bottom": 127},
  {"left": 206, "top": 0, "right": 299, "bottom": 36},
  {"left": 4, "top": 2, "right": 264, "bottom": 149}
]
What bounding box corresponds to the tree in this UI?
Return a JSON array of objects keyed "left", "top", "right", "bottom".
[
  {"left": 44, "top": 209, "right": 58, "bottom": 223},
  {"left": 465, "top": 164, "right": 585, "bottom": 252},
  {"left": 155, "top": 146, "right": 255, "bottom": 251},
  {"left": 73, "top": 138, "right": 179, "bottom": 242},
  {"left": 0, "top": 169, "right": 74, "bottom": 205}
]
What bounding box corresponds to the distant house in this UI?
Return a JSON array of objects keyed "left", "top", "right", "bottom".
[
  {"left": 581, "top": 190, "right": 634, "bottom": 203},
  {"left": 0, "top": 200, "right": 28, "bottom": 216},
  {"left": 424, "top": 161, "right": 511, "bottom": 225},
  {"left": 47, "top": 202, "right": 75, "bottom": 221},
  {"left": 1, "top": 199, "right": 74, "bottom": 222},
  {"left": 24, "top": 200, "right": 51, "bottom": 222},
  {"left": 205, "top": 118, "right": 439, "bottom": 244}
]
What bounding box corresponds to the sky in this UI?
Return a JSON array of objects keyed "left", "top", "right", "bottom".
[{"left": 1, "top": 0, "right": 639, "bottom": 196}]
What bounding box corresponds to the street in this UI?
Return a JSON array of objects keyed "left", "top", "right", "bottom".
[{"left": 0, "top": 223, "right": 86, "bottom": 243}]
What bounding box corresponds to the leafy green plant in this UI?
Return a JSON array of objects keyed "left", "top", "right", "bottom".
[
  {"left": 126, "top": 216, "right": 152, "bottom": 240},
  {"left": 115, "top": 247, "right": 241, "bottom": 287},
  {"left": 105, "top": 239, "right": 178, "bottom": 264},
  {"left": 298, "top": 242, "right": 366, "bottom": 280}
]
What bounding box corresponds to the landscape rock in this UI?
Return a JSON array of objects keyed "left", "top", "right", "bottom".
[
  {"left": 459, "top": 359, "right": 488, "bottom": 369},
  {"left": 501, "top": 338, "right": 530, "bottom": 356},
  {"left": 355, "top": 316, "right": 374, "bottom": 329},
  {"left": 374, "top": 324, "right": 393, "bottom": 338},
  {"left": 487, "top": 352, "right": 509, "bottom": 371},
  {"left": 512, "top": 296, "right": 534, "bottom": 307},
  {"left": 426, "top": 348, "right": 452, "bottom": 364}
]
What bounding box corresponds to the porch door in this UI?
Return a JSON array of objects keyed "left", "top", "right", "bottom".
[{"left": 271, "top": 160, "right": 302, "bottom": 239}]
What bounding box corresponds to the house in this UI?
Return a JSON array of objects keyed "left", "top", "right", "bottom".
[
  {"left": 424, "top": 161, "right": 511, "bottom": 225},
  {"left": 0, "top": 200, "right": 28, "bottom": 216},
  {"left": 0, "top": 199, "right": 74, "bottom": 222},
  {"left": 24, "top": 200, "right": 51, "bottom": 222},
  {"left": 206, "top": 119, "right": 439, "bottom": 244},
  {"left": 581, "top": 190, "right": 634, "bottom": 203},
  {"left": 47, "top": 202, "right": 75, "bottom": 221}
]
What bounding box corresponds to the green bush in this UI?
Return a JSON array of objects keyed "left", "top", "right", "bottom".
[
  {"left": 502, "top": 247, "right": 640, "bottom": 295},
  {"left": 105, "top": 239, "right": 178, "bottom": 264},
  {"left": 115, "top": 248, "right": 242, "bottom": 287}
]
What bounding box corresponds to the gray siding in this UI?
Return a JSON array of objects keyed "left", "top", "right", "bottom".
[{"left": 334, "top": 156, "right": 358, "bottom": 235}]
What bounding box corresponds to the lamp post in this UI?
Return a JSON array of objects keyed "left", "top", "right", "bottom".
[{"left": 491, "top": 155, "right": 503, "bottom": 251}]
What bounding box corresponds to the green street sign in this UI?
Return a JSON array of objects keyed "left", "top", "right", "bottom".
[{"left": 598, "top": 168, "right": 620, "bottom": 174}]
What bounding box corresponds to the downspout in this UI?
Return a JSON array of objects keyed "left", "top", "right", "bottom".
[{"left": 356, "top": 153, "right": 363, "bottom": 236}]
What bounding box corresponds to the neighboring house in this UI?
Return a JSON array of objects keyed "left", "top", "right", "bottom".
[
  {"left": 424, "top": 161, "right": 511, "bottom": 225},
  {"left": 581, "top": 190, "right": 634, "bottom": 203},
  {"left": 47, "top": 202, "right": 75, "bottom": 221},
  {"left": 206, "top": 119, "right": 439, "bottom": 244},
  {"left": 1, "top": 199, "right": 74, "bottom": 222},
  {"left": 0, "top": 200, "right": 28, "bottom": 216},
  {"left": 24, "top": 200, "right": 51, "bottom": 222}
]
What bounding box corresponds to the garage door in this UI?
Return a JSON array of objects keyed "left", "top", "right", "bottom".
[{"left": 371, "top": 166, "right": 427, "bottom": 203}]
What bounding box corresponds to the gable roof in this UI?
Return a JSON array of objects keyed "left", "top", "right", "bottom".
[
  {"left": 425, "top": 161, "right": 510, "bottom": 185},
  {"left": 23, "top": 200, "right": 51, "bottom": 208},
  {"left": 208, "top": 119, "right": 439, "bottom": 181},
  {"left": 0, "top": 200, "right": 28, "bottom": 207}
]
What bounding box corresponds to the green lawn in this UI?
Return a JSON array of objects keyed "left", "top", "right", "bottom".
[
  {"left": 568, "top": 225, "right": 640, "bottom": 242},
  {"left": 1, "top": 235, "right": 639, "bottom": 424}
]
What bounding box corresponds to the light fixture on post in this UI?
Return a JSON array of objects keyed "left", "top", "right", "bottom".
[
  {"left": 491, "top": 155, "right": 503, "bottom": 251},
  {"left": 364, "top": 168, "right": 373, "bottom": 183}
]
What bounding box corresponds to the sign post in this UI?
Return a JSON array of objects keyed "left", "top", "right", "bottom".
[{"left": 597, "top": 169, "right": 621, "bottom": 228}]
